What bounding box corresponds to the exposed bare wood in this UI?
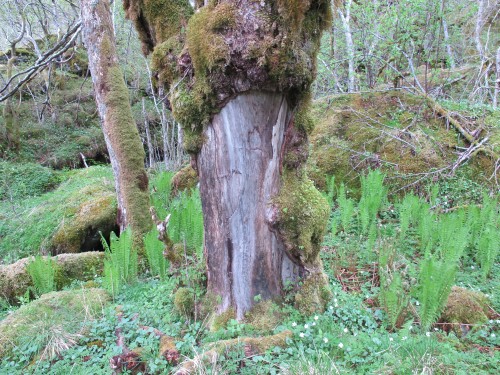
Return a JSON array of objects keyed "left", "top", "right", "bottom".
[{"left": 197, "top": 92, "right": 299, "bottom": 319}]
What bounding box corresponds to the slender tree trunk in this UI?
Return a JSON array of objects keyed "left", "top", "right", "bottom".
[
  {"left": 142, "top": 98, "right": 154, "bottom": 168},
  {"left": 339, "top": 0, "right": 356, "bottom": 92},
  {"left": 442, "top": 17, "right": 455, "bottom": 69},
  {"left": 81, "top": 0, "right": 152, "bottom": 247},
  {"left": 3, "top": 58, "right": 19, "bottom": 151},
  {"left": 475, "top": 0, "right": 485, "bottom": 64},
  {"left": 494, "top": 47, "right": 500, "bottom": 108}
]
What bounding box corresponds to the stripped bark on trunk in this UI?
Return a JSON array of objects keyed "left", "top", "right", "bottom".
[{"left": 124, "top": 0, "right": 332, "bottom": 317}]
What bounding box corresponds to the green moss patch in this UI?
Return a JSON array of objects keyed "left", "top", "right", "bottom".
[
  {"left": 0, "top": 288, "right": 109, "bottom": 359},
  {"left": 170, "top": 164, "right": 198, "bottom": 197},
  {"left": 294, "top": 271, "right": 331, "bottom": 316},
  {"left": 173, "top": 287, "right": 195, "bottom": 317},
  {"left": 186, "top": 2, "right": 236, "bottom": 75},
  {"left": 308, "top": 91, "right": 499, "bottom": 196},
  {"left": 244, "top": 299, "right": 283, "bottom": 332},
  {"left": 440, "top": 286, "right": 492, "bottom": 327},
  {"left": 274, "top": 171, "right": 329, "bottom": 263}
]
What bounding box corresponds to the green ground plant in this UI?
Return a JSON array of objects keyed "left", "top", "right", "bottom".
[
  {"left": 144, "top": 227, "right": 169, "bottom": 280},
  {"left": 26, "top": 255, "right": 56, "bottom": 296},
  {"left": 102, "top": 228, "right": 137, "bottom": 297},
  {"left": 168, "top": 189, "right": 204, "bottom": 257}
]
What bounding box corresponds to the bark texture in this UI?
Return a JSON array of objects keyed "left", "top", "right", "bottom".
[
  {"left": 81, "top": 0, "right": 152, "bottom": 246},
  {"left": 198, "top": 92, "right": 299, "bottom": 317},
  {"left": 125, "top": 0, "right": 332, "bottom": 317}
]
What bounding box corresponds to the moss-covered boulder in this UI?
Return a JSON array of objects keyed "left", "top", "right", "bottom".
[
  {"left": 173, "top": 287, "right": 195, "bottom": 317},
  {"left": 51, "top": 186, "right": 117, "bottom": 253},
  {"left": 0, "top": 288, "right": 110, "bottom": 359},
  {"left": 170, "top": 164, "right": 198, "bottom": 197},
  {"left": 440, "top": 286, "right": 492, "bottom": 330},
  {"left": 308, "top": 91, "right": 499, "bottom": 196},
  {"left": 177, "top": 330, "right": 292, "bottom": 374},
  {"left": 0, "top": 252, "right": 104, "bottom": 303},
  {"left": 0, "top": 166, "right": 116, "bottom": 260},
  {"left": 244, "top": 300, "right": 282, "bottom": 332}
]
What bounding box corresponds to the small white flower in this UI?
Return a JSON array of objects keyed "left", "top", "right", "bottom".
[
  {"left": 402, "top": 336, "right": 407, "bottom": 341},
  {"left": 496, "top": 320, "right": 500, "bottom": 324},
  {"left": 312, "top": 322, "right": 316, "bottom": 326},
  {"left": 335, "top": 303, "right": 339, "bottom": 308},
  {"left": 415, "top": 301, "right": 420, "bottom": 306},
  {"left": 434, "top": 328, "right": 438, "bottom": 331},
  {"left": 299, "top": 332, "right": 305, "bottom": 338},
  {"left": 304, "top": 324, "right": 309, "bottom": 329},
  {"left": 323, "top": 337, "right": 329, "bottom": 343},
  {"left": 489, "top": 320, "right": 494, "bottom": 324},
  {"left": 389, "top": 337, "right": 394, "bottom": 342},
  {"left": 343, "top": 328, "right": 348, "bottom": 333},
  {"left": 491, "top": 333, "right": 496, "bottom": 338},
  {"left": 338, "top": 343, "right": 344, "bottom": 349},
  {"left": 426, "top": 332, "right": 431, "bottom": 337},
  {"left": 334, "top": 298, "right": 338, "bottom": 303},
  {"left": 292, "top": 322, "right": 297, "bottom": 327},
  {"left": 329, "top": 306, "right": 334, "bottom": 310},
  {"left": 314, "top": 316, "right": 319, "bottom": 320},
  {"left": 471, "top": 265, "right": 475, "bottom": 269},
  {"left": 409, "top": 326, "right": 413, "bottom": 330}
]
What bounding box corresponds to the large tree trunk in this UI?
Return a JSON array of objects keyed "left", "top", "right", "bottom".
[
  {"left": 124, "top": 0, "right": 332, "bottom": 317},
  {"left": 197, "top": 92, "right": 299, "bottom": 318},
  {"left": 81, "top": 0, "right": 152, "bottom": 247}
]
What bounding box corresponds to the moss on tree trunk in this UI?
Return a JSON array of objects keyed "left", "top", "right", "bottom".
[
  {"left": 81, "top": 0, "right": 152, "bottom": 250},
  {"left": 125, "top": 0, "right": 332, "bottom": 316}
]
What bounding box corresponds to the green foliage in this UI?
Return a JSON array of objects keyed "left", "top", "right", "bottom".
[
  {"left": 358, "top": 170, "right": 387, "bottom": 235},
  {"left": 102, "top": 228, "right": 137, "bottom": 297},
  {"left": 26, "top": 255, "right": 56, "bottom": 296},
  {"left": 144, "top": 227, "right": 169, "bottom": 281},
  {"left": 149, "top": 170, "right": 204, "bottom": 257},
  {"left": 168, "top": 189, "right": 204, "bottom": 257},
  {"left": 337, "top": 183, "right": 355, "bottom": 233},
  {"left": 150, "top": 170, "right": 174, "bottom": 219},
  {"left": 418, "top": 256, "right": 457, "bottom": 331},
  {"left": 379, "top": 273, "right": 408, "bottom": 329},
  {"left": 398, "top": 194, "right": 422, "bottom": 242},
  {"left": 470, "top": 195, "right": 500, "bottom": 279},
  {"left": 0, "top": 161, "right": 62, "bottom": 200},
  {"left": 378, "top": 244, "right": 409, "bottom": 329}
]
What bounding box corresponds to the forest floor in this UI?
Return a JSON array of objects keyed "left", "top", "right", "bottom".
[{"left": 0, "top": 90, "right": 499, "bottom": 374}]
